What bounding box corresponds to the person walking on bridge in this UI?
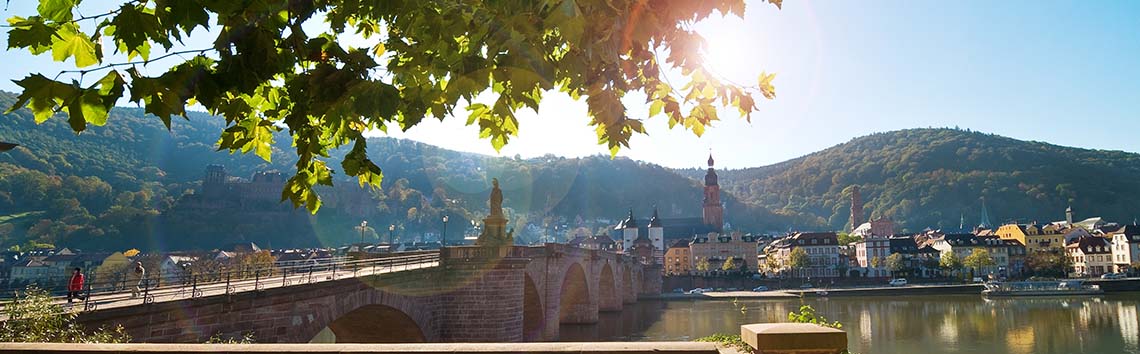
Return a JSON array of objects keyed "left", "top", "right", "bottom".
[
  {"left": 130, "top": 261, "right": 147, "bottom": 299},
  {"left": 67, "top": 267, "right": 85, "bottom": 303}
]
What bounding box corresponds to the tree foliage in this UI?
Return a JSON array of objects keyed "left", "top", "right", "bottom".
[
  {"left": 1026, "top": 250, "right": 1070, "bottom": 278},
  {"left": 885, "top": 253, "right": 906, "bottom": 274},
  {"left": 0, "top": 286, "right": 131, "bottom": 343},
  {"left": 695, "top": 257, "right": 711, "bottom": 273},
  {"left": 939, "top": 251, "right": 962, "bottom": 273},
  {"left": 6, "top": 0, "right": 781, "bottom": 213},
  {"left": 788, "top": 247, "right": 809, "bottom": 269},
  {"left": 721, "top": 256, "right": 736, "bottom": 272},
  {"left": 836, "top": 232, "right": 861, "bottom": 245},
  {"left": 963, "top": 248, "right": 995, "bottom": 272}
]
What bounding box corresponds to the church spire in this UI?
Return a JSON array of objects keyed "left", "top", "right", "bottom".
[
  {"left": 979, "top": 197, "right": 992, "bottom": 229},
  {"left": 649, "top": 205, "right": 663, "bottom": 228},
  {"left": 707, "top": 150, "right": 715, "bottom": 167}
]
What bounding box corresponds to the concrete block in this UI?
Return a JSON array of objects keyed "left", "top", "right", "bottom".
[{"left": 740, "top": 323, "right": 847, "bottom": 354}]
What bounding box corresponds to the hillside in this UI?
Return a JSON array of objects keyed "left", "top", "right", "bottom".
[
  {"left": 0, "top": 91, "right": 785, "bottom": 251},
  {"left": 679, "top": 128, "right": 1140, "bottom": 231}
]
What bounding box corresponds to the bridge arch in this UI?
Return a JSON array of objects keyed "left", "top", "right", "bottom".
[
  {"left": 559, "top": 262, "right": 594, "bottom": 323},
  {"left": 312, "top": 304, "right": 427, "bottom": 343},
  {"left": 598, "top": 262, "right": 621, "bottom": 311},
  {"left": 523, "top": 274, "right": 545, "bottom": 341}
]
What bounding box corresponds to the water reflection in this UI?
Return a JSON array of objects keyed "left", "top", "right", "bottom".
[{"left": 559, "top": 293, "right": 1140, "bottom": 354}]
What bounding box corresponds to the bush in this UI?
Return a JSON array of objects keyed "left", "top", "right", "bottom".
[{"left": 0, "top": 286, "right": 130, "bottom": 343}]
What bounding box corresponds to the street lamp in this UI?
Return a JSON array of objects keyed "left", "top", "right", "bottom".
[
  {"left": 359, "top": 220, "right": 368, "bottom": 246},
  {"left": 442, "top": 215, "right": 449, "bottom": 246},
  {"left": 389, "top": 224, "right": 396, "bottom": 245}
]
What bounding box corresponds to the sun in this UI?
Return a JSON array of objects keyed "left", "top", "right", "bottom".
[{"left": 698, "top": 22, "right": 758, "bottom": 83}]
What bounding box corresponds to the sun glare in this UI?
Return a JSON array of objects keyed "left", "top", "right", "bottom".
[{"left": 700, "top": 26, "right": 757, "bottom": 83}]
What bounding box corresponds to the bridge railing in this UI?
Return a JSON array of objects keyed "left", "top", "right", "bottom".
[
  {"left": 0, "top": 251, "right": 440, "bottom": 312},
  {"left": 440, "top": 246, "right": 529, "bottom": 260}
]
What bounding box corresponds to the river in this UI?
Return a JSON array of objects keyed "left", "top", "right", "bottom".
[{"left": 559, "top": 293, "right": 1140, "bottom": 354}]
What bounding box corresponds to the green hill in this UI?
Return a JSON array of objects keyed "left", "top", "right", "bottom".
[
  {"left": 0, "top": 91, "right": 786, "bottom": 251},
  {"left": 678, "top": 128, "right": 1140, "bottom": 232}
]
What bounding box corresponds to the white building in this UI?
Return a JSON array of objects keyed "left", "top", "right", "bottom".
[
  {"left": 854, "top": 239, "right": 890, "bottom": 278},
  {"left": 769, "top": 232, "right": 840, "bottom": 278},
  {"left": 1109, "top": 225, "right": 1140, "bottom": 273},
  {"left": 1067, "top": 235, "right": 1112, "bottom": 277}
]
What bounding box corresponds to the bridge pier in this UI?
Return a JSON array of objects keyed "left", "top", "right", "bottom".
[{"left": 436, "top": 249, "right": 530, "bottom": 342}]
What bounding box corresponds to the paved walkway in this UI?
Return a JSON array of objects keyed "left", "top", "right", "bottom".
[{"left": 2, "top": 256, "right": 438, "bottom": 318}]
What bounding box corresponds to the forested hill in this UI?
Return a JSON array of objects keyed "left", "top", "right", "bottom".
[
  {"left": 0, "top": 91, "right": 788, "bottom": 251},
  {"left": 678, "top": 128, "right": 1140, "bottom": 232}
]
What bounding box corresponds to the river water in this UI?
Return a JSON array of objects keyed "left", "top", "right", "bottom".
[{"left": 559, "top": 293, "right": 1140, "bottom": 354}]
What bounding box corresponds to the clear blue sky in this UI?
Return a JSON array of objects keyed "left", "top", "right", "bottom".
[{"left": 1, "top": 0, "right": 1138, "bottom": 169}]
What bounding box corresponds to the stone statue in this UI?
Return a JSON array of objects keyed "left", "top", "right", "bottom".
[
  {"left": 489, "top": 178, "right": 503, "bottom": 216},
  {"left": 477, "top": 177, "right": 510, "bottom": 247}
]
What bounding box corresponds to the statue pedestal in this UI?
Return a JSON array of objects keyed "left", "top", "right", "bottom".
[{"left": 477, "top": 214, "right": 511, "bottom": 246}]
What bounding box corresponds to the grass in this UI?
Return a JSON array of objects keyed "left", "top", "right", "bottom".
[{"left": 695, "top": 333, "right": 753, "bottom": 352}]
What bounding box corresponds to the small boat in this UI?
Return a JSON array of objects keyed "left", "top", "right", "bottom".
[
  {"left": 982, "top": 280, "right": 1103, "bottom": 297},
  {"left": 816, "top": 290, "right": 829, "bottom": 296}
]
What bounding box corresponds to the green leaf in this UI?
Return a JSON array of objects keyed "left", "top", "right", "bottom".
[
  {"left": 110, "top": 4, "right": 164, "bottom": 55},
  {"left": 37, "top": 0, "right": 77, "bottom": 23},
  {"left": 51, "top": 23, "right": 100, "bottom": 67},
  {"left": 7, "top": 16, "right": 57, "bottom": 54},
  {"left": 7, "top": 74, "right": 78, "bottom": 124}
]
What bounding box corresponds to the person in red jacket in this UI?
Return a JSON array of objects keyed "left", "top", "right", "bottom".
[{"left": 67, "top": 267, "right": 85, "bottom": 303}]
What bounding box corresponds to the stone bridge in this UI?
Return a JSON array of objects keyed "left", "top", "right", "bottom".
[{"left": 76, "top": 244, "right": 662, "bottom": 343}]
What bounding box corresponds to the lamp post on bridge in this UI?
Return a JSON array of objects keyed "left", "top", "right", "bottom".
[
  {"left": 359, "top": 220, "right": 368, "bottom": 246},
  {"left": 389, "top": 224, "right": 396, "bottom": 246},
  {"left": 442, "top": 215, "right": 449, "bottom": 246}
]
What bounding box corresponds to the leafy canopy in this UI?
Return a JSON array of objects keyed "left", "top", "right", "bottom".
[
  {"left": 963, "top": 247, "right": 995, "bottom": 270},
  {"left": 6, "top": 0, "right": 781, "bottom": 212},
  {"left": 788, "top": 247, "right": 809, "bottom": 269}
]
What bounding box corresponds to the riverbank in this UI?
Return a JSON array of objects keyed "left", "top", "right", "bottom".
[{"left": 648, "top": 278, "right": 1140, "bottom": 300}]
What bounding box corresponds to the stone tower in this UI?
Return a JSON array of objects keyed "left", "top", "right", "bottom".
[
  {"left": 1066, "top": 205, "right": 1074, "bottom": 226},
  {"left": 618, "top": 208, "right": 639, "bottom": 252},
  {"left": 850, "top": 185, "right": 863, "bottom": 230},
  {"left": 648, "top": 206, "right": 665, "bottom": 263},
  {"left": 203, "top": 164, "right": 227, "bottom": 199},
  {"left": 702, "top": 154, "right": 724, "bottom": 231}
]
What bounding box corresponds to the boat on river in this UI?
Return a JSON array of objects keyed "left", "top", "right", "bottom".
[{"left": 981, "top": 280, "right": 1103, "bottom": 297}]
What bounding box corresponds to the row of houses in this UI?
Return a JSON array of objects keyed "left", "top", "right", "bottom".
[
  {"left": 0, "top": 243, "right": 357, "bottom": 291},
  {"left": 649, "top": 210, "right": 1140, "bottom": 279},
  {"left": 758, "top": 215, "right": 1140, "bottom": 279}
]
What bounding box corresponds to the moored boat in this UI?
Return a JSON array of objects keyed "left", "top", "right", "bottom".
[{"left": 981, "top": 280, "right": 1103, "bottom": 297}]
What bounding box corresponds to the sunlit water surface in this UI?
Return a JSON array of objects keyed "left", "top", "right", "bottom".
[{"left": 559, "top": 293, "right": 1140, "bottom": 354}]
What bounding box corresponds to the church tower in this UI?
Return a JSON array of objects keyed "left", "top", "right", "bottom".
[{"left": 703, "top": 153, "right": 724, "bottom": 232}]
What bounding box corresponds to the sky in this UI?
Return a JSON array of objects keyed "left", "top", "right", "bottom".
[{"left": 1, "top": 1, "right": 1138, "bottom": 169}]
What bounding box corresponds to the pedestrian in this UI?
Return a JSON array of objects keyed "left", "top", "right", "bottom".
[
  {"left": 67, "top": 267, "right": 85, "bottom": 303},
  {"left": 130, "top": 261, "right": 147, "bottom": 299}
]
